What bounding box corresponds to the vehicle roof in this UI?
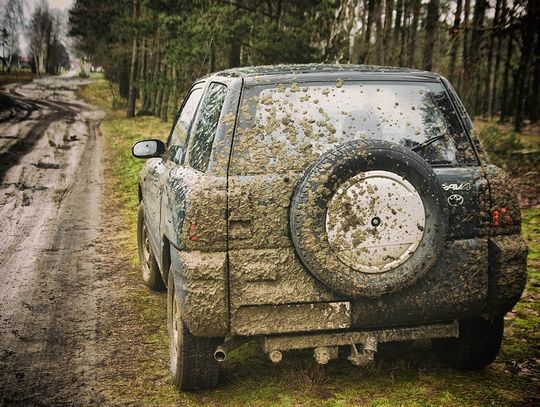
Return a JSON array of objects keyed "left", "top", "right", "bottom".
[{"left": 207, "top": 64, "right": 441, "bottom": 83}]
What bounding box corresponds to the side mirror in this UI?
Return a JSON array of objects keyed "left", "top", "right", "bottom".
[{"left": 132, "top": 139, "right": 165, "bottom": 159}]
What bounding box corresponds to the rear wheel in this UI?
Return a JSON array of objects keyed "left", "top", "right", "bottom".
[
  {"left": 167, "top": 270, "right": 222, "bottom": 391},
  {"left": 432, "top": 316, "right": 504, "bottom": 370},
  {"left": 137, "top": 203, "right": 165, "bottom": 291}
]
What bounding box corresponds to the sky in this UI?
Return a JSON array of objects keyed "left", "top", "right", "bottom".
[{"left": 36, "top": 0, "right": 74, "bottom": 10}]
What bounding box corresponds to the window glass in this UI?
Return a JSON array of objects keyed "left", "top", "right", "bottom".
[
  {"left": 189, "top": 83, "right": 228, "bottom": 172},
  {"left": 167, "top": 86, "right": 204, "bottom": 163},
  {"left": 231, "top": 81, "right": 476, "bottom": 174}
]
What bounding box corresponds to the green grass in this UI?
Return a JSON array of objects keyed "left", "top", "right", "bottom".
[
  {"left": 83, "top": 79, "right": 540, "bottom": 406},
  {"left": 0, "top": 68, "right": 34, "bottom": 85}
]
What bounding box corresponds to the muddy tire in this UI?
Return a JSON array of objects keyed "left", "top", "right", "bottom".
[
  {"left": 167, "top": 270, "right": 222, "bottom": 391},
  {"left": 137, "top": 203, "right": 165, "bottom": 291},
  {"left": 290, "top": 139, "right": 447, "bottom": 298},
  {"left": 432, "top": 316, "right": 504, "bottom": 370}
]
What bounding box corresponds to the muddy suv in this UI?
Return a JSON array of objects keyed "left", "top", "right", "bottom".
[{"left": 132, "top": 65, "right": 527, "bottom": 391}]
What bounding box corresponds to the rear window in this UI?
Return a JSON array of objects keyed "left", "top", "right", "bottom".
[{"left": 230, "top": 80, "right": 476, "bottom": 175}]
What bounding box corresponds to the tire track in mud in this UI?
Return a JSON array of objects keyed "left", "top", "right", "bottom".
[{"left": 0, "top": 91, "right": 76, "bottom": 184}]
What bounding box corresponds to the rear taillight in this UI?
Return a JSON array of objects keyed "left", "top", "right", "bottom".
[
  {"left": 485, "top": 165, "right": 521, "bottom": 235},
  {"left": 491, "top": 207, "right": 513, "bottom": 227},
  {"left": 189, "top": 223, "right": 198, "bottom": 241}
]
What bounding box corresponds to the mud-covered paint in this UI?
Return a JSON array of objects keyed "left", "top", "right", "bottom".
[
  {"left": 350, "top": 238, "right": 488, "bottom": 327},
  {"left": 232, "top": 302, "right": 351, "bottom": 336},
  {"left": 170, "top": 245, "right": 228, "bottom": 337},
  {"left": 487, "top": 235, "right": 528, "bottom": 316}
]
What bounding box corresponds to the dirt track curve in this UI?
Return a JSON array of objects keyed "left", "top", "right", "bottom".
[{"left": 0, "top": 76, "right": 111, "bottom": 406}]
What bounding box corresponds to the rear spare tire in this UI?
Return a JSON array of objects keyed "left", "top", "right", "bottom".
[{"left": 290, "top": 139, "right": 447, "bottom": 298}]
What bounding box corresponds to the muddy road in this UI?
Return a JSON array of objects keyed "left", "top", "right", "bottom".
[{"left": 0, "top": 77, "right": 112, "bottom": 405}]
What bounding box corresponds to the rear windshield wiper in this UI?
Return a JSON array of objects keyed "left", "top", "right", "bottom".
[{"left": 411, "top": 134, "right": 446, "bottom": 152}]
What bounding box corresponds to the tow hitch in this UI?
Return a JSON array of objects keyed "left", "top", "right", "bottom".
[
  {"left": 260, "top": 321, "right": 458, "bottom": 366},
  {"left": 348, "top": 336, "right": 377, "bottom": 366}
]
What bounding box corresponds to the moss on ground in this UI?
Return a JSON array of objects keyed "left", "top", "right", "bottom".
[{"left": 82, "top": 79, "right": 540, "bottom": 406}]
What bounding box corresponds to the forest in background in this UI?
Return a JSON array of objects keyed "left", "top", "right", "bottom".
[
  {"left": 68, "top": 0, "right": 539, "bottom": 132},
  {"left": 0, "top": 0, "right": 70, "bottom": 76}
]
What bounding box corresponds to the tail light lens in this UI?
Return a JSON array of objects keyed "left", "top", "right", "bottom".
[
  {"left": 189, "top": 223, "right": 198, "bottom": 241},
  {"left": 491, "top": 207, "right": 513, "bottom": 227}
]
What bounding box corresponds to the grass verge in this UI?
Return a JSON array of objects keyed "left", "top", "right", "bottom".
[
  {"left": 81, "top": 78, "right": 540, "bottom": 406},
  {"left": 0, "top": 68, "right": 34, "bottom": 85}
]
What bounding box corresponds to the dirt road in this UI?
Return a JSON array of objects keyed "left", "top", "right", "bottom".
[{"left": 0, "top": 76, "right": 110, "bottom": 405}]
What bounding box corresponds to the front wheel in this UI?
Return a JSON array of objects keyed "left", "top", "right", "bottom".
[
  {"left": 167, "top": 270, "right": 222, "bottom": 391},
  {"left": 432, "top": 315, "right": 504, "bottom": 370},
  {"left": 137, "top": 203, "right": 165, "bottom": 291}
]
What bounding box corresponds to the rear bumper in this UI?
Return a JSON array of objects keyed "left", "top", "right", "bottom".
[
  {"left": 349, "top": 235, "right": 527, "bottom": 329},
  {"left": 175, "top": 235, "right": 526, "bottom": 337},
  {"left": 350, "top": 238, "right": 490, "bottom": 329},
  {"left": 487, "top": 234, "right": 528, "bottom": 316}
]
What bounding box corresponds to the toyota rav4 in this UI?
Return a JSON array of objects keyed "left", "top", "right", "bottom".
[{"left": 132, "top": 65, "right": 527, "bottom": 391}]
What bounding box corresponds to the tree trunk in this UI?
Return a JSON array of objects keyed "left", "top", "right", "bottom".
[
  {"left": 143, "top": 36, "right": 159, "bottom": 113},
  {"left": 44, "top": 20, "right": 51, "bottom": 74},
  {"left": 155, "top": 62, "right": 165, "bottom": 117},
  {"left": 149, "top": 50, "right": 161, "bottom": 114},
  {"left": 350, "top": 1, "right": 367, "bottom": 64},
  {"left": 514, "top": 0, "right": 536, "bottom": 132},
  {"left": 160, "top": 65, "right": 171, "bottom": 122},
  {"left": 398, "top": 0, "right": 410, "bottom": 66},
  {"left": 127, "top": 0, "right": 140, "bottom": 118},
  {"left": 500, "top": 27, "right": 515, "bottom": 123},
  {"left": 464, "top": 0, "right": 487, "bottom": 113},
  {"left": 230, "top": 39, "right": 241, "bottom": 67},
  {"left": 484, "top": 0, "right": 501, "bottom": 118},
  {"left": 394, "top": 0, "right": 403, "bottom": 52},
  {"left": 119, "top": 57, "right": 131, "bottom": 99},
  {"left": 363, "top": 0, "right": 376, "bottom": 64},
  {"left": 210, "top": 39, "right": 216, "bottom": 72},
  {"left": 422, "top": 0, "right": 439, "bottom": 71},
  {"left": 382, "top": 0, "right": 395, "bottom": 65},
  {"left": 491, "top": 0, "right": 506, "bottom": 117},
  {"left": 448, "top": 0, "right": 463, "bottom": 83},
  {"left": 407, "top": 0, "right": 421, "bottom": 67},
  {"left": 528, "top": 4, "right": 540, "bottom": 123},
  {"left": 229, "top": 0, "right": 242, "bottom": 67},
  {"left": 139, "top": 37, "right": 147, "bottom": 112},
  {"left": 375, "top": 0, "right": 384, "bottom": 64},
  {"left": 172, "top": 65, "right": 180, "bottom": 114},
  {"left": 33, "top": 53, "right": 41, "bottom": 77},
  {"left": 460, "top": 0, "right": 471, "bottom": 95}
]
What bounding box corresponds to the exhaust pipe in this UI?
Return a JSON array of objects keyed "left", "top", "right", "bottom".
[
  {"left": 214, "top": 337, "right": 249, "bottom": 362},
  {"left": 214, "top": 348, "right": 227, "bottom": 362}
]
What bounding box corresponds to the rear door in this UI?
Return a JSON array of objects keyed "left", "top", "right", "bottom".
[{"left": 225, "top": 77, "right": 490, "bottom": 323}]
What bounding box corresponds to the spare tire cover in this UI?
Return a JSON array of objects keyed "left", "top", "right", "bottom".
[{"left": 290, "top": 139, "right": 447, "bottom": 298}]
